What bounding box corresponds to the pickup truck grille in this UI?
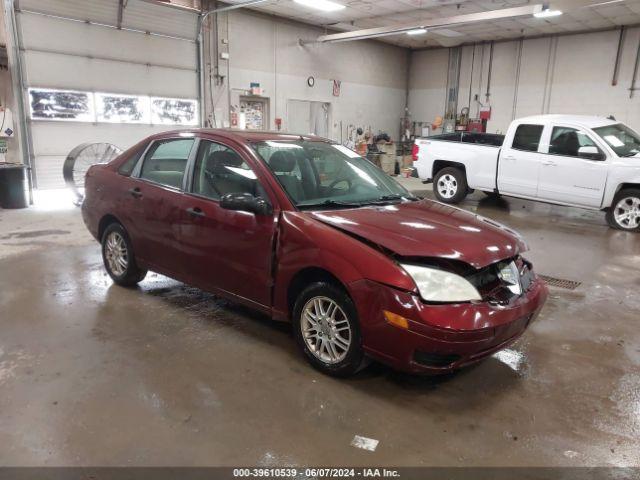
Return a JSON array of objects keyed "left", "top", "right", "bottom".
[{"left": 466, "top": 256, "right": 534, "bottom": 305}]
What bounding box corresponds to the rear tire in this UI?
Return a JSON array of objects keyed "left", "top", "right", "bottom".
[
  {"left": 292, "top": 282, "right": 367, "bottom": 377},
  {"left": 606, "top": 189, "right": 640, "bottom": 232},
  {"left": 433, "top": 167, "right": 468, "bottom": 204},
  {"left": 101, "top": 223, "right": 147, "bottom": 286}
]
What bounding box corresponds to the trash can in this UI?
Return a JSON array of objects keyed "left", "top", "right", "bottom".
[{"left": 0, "top": 163, "right": 29, "bottom": 209}]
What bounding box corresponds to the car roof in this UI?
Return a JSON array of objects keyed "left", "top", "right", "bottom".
[
  {"left": 516, "top": 114, "right": 619, "bottom": 129},
  {"left": 150, "top": 128, "right": 332, "bottom": 143}
]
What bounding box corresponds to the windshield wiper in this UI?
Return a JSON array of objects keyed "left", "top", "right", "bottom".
[
  {"left": 621, "top": 151, "right": 640, "bottom": 157},
  {"left": 298, "top": 199, "right": 363, "bottom": 210},
  {"left": 362, "top": 194, "right": 420, "bottom": 205}
]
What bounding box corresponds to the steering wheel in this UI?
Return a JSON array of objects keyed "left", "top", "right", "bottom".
[{"left": 329, "top": 178, "right": 352, "bottom": 190}]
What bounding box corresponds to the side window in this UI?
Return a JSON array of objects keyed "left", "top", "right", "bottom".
[
  {"left": 139, "top": 138, "right": 194, "bottom": 189},
  {"left": 192, "top": 140, "right": 258, "bottom": 200},
  {"left": 118, "top": 144, "right": 146, "bottom": 176},
  {"left": 549, "top": 126, "right": 601, "bottom": 158},
  {"left": 512, "top": 124, "right": 544, "bottom": 152}
]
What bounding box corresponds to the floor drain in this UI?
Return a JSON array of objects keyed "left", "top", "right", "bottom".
[{"left": 540, "top": 275, "right": 582, "bottom": 290}]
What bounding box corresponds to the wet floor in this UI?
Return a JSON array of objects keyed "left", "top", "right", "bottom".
[{"left": 0, "top": 190, "right": 639, "bottom": 467}]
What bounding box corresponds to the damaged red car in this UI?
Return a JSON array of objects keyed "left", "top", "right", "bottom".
[{"left": 82, "top": 129, "right": 548, "bottom": 376}]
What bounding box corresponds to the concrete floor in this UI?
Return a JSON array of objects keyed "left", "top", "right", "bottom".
[{"left": 0, "top": 185, "right": 639, "bottom": 467}]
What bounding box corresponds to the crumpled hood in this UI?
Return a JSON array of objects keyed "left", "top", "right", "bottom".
[{"left": 307, "top": 200, "right": 527, "bottom": 269}]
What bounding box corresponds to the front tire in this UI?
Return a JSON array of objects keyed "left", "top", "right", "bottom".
[
  {"left": 101, "top": 223, "right": 147, "bottom": 286},
  {"left": 292, "top": 282, "right": 366, "bottom": 377},
  {"left": 433, "top": 167, "right": 468, "bottom": 204},
  {"left": 606, "top": 189, "right": 640, "bottom": 232}
]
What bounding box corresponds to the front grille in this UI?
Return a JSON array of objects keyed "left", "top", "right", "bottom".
[
  {"left": 466, "top": 256, "right": 533, "bottom": 305},
  {"left": 413, "top": 351, "right": 461, "bottom": 368}
]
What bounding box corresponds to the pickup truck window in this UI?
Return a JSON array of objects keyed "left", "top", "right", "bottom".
[
  {"left": 512, "top": 124, "right": 544, "bottom": 152},
  {"left": 549, "top": 127, "right": 601, "bottom": 158},
  {"left": 593, "top": 124, "right": 640, "bottom": 158}
]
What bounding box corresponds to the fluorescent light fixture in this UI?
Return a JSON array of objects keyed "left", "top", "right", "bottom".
[
  {"left": 534, "top": 8, "right": 563, "bottom": 18},
  {"left": 294, "top": 0, "right": 345, "bottom": 12},
  {"left": 407, "top": 28, "right": 427, "bottom": 35},
  {"left": 433, "top": 28, "right": 464, "bottom": 37}
]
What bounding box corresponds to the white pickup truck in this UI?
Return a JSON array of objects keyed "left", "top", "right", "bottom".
[{"left": 412, "top": 115, "right": 640, "bottom": 231}]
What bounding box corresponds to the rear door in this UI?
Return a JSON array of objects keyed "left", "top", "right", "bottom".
[
  {"left": 498, "top": 123, "right": 544, "bottom": 198},
  {"left": 536, "top": 125, "right": 608, "bottom": 207},
  {"left": 175, "top": 139, "right": 278, "bottom": 308},
  {"left": 127, "top": 136, "right": 197, "bottom": 276}
]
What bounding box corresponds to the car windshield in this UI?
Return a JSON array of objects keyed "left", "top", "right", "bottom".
[
  {"left": 593, "top": 123, "right": 640, "bottom": 158},
  {"left": 252, "top": 140, "right": 417, "bottom": 209}
]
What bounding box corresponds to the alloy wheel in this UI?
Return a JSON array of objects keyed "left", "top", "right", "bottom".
[
  {"left": 301, "top": 296, "right": 352, "bottom": 365},
  {"left": 437, "top": 174, "right": 458, "bottom": 199},
  {"left": 105, "top": 231, "right": 129, "bottom": 276},
  {"left": 613, "top": 196, "right": 640, "bottom": 230}
]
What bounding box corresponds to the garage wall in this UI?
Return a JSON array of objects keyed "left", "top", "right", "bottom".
[
  {"left": 16, "top": 0, "right": 199, "bottom": 189},
  {"left": 408, "top": 27, "right": 640, "bottom": 134},
  {"left": 224, "top": 10, "right": 409, "bottom": 142}
]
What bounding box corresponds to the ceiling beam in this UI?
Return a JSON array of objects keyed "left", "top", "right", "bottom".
[{"left": 307, "top": 4, "right": 545, "bottom": 44}]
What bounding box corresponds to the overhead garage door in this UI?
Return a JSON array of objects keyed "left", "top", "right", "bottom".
[{"left": 15, "top": 0, "right": 200, "bottom": 189}]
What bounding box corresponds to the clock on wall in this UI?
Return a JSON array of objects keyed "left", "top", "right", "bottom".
[{"left": 307, "top": 76, "right": 315, "bottom": 87}]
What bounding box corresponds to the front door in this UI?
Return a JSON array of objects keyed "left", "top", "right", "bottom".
[
  {"left": 536, "top": 126, "right": 608, "bottom": 208},
  {"left": 497, "top": 123, "right": 545, "bottom": 198},
  {"left": 176, "top": 139, "right": 277, "bottom": 308}
]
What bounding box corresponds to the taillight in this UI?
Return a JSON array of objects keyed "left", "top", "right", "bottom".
[{"left": 411, "top": 143, "right": 420, "bottom": 161}]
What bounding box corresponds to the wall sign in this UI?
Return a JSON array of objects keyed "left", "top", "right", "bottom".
[{"left": 333, "top": 79, "right": 341, "bottom": 97}]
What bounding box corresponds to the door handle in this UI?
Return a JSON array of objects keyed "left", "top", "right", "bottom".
[
  {"left": 542, "top": 160, "right": 557, "bottom": 167},
  {"left": 128, "top": 187, "right": 143, "bottom": 199},
  {"left": 186, "top": 207, "right": 205, "bottom": 218},
  {"left": 503, "top": 156, "right": 516, "bottom": 162}
]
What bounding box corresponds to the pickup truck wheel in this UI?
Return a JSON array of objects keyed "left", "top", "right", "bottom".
[
  {"left": 607, "top": 189, "right": 640, "bottom": 232},
  {"left": 101, "top": 223, "right": 148, "bottom": 286},
  {"left": 293, "top": 282, "right": 367, "bottom": 377},
  {"left": 434, "top": 167, "right": 468, "bottom": 204}
]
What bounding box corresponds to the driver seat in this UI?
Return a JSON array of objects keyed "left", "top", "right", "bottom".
[{"left": 268, "top": 151, "right": 304, "bottom": 201}]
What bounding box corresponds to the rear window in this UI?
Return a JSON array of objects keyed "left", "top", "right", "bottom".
[
  {"left": 118, "top": 144, "right": 146, "bottom": 176},
  {"left": 512, "top": 124, "right": 544, "bottom": 152}
]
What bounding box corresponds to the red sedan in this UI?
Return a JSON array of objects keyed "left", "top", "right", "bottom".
[{"left": 82, "top": 129, "right": 548, "bottom": 376}]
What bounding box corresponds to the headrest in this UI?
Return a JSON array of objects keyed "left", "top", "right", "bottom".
[
  {"left": 207, "top": 150, "right": 244, "bottom": 174},
  {"left": 269, "top": 151, "right": 296, "bottom": 173}
]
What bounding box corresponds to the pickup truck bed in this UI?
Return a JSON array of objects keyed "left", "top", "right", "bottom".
[{"left": 428, "top": 132, "right": 505, "bottom": 147}]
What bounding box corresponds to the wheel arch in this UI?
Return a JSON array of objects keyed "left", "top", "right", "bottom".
[
  {"left": 432, "top": 160, "right": 466, "bottom": 179},
  {"left": 286, "top": 267, "right": 350, "bottom": 319},
  {"left": 98, "top": 214, "right": 123, "bottom": 240}
]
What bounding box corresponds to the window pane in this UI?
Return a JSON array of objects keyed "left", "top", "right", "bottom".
[
  {"left": 96, "top": 93, "right": 150, "bottom": 123},
  {"left": 29, "top": 88, "right": 94, "bottom": 122},
  {"left": 192, "top": 141, "right": 258, "bottom": 199},
  {"left": 151, "top": 98, "right": 198, "bottom": 125},
  {"left": 512, "top": 124, "right": 544, "bottom": 152},
  {"left": 593, "top": 124, "right": 640, "bottom": 157},
  {"left": 118, "top": 144, "right": 147, "bottom": 176},
  {"left": 549, "top": 127, "right": 598, "bottom": 157},
  {"left": 140, "top": 139, "right": 194, "bottom": 189},
  {"left": 252, "top": 141, "right": 411, "bottom": 207}
]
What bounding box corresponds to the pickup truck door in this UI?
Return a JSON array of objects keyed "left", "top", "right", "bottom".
[
  {"left": 497, "top": 123, "right": 544, "bottom": 198},
  {"left": 536, "top": 125, "right": 608, "bottom": 208}
]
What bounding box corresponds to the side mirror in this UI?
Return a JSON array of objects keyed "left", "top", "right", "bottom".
[
  {"left": 220, "top": 192, "right": 272, "bottom": 215},
  {"left": 578, "top": 146, "right": 605, "bottom": 161}
]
